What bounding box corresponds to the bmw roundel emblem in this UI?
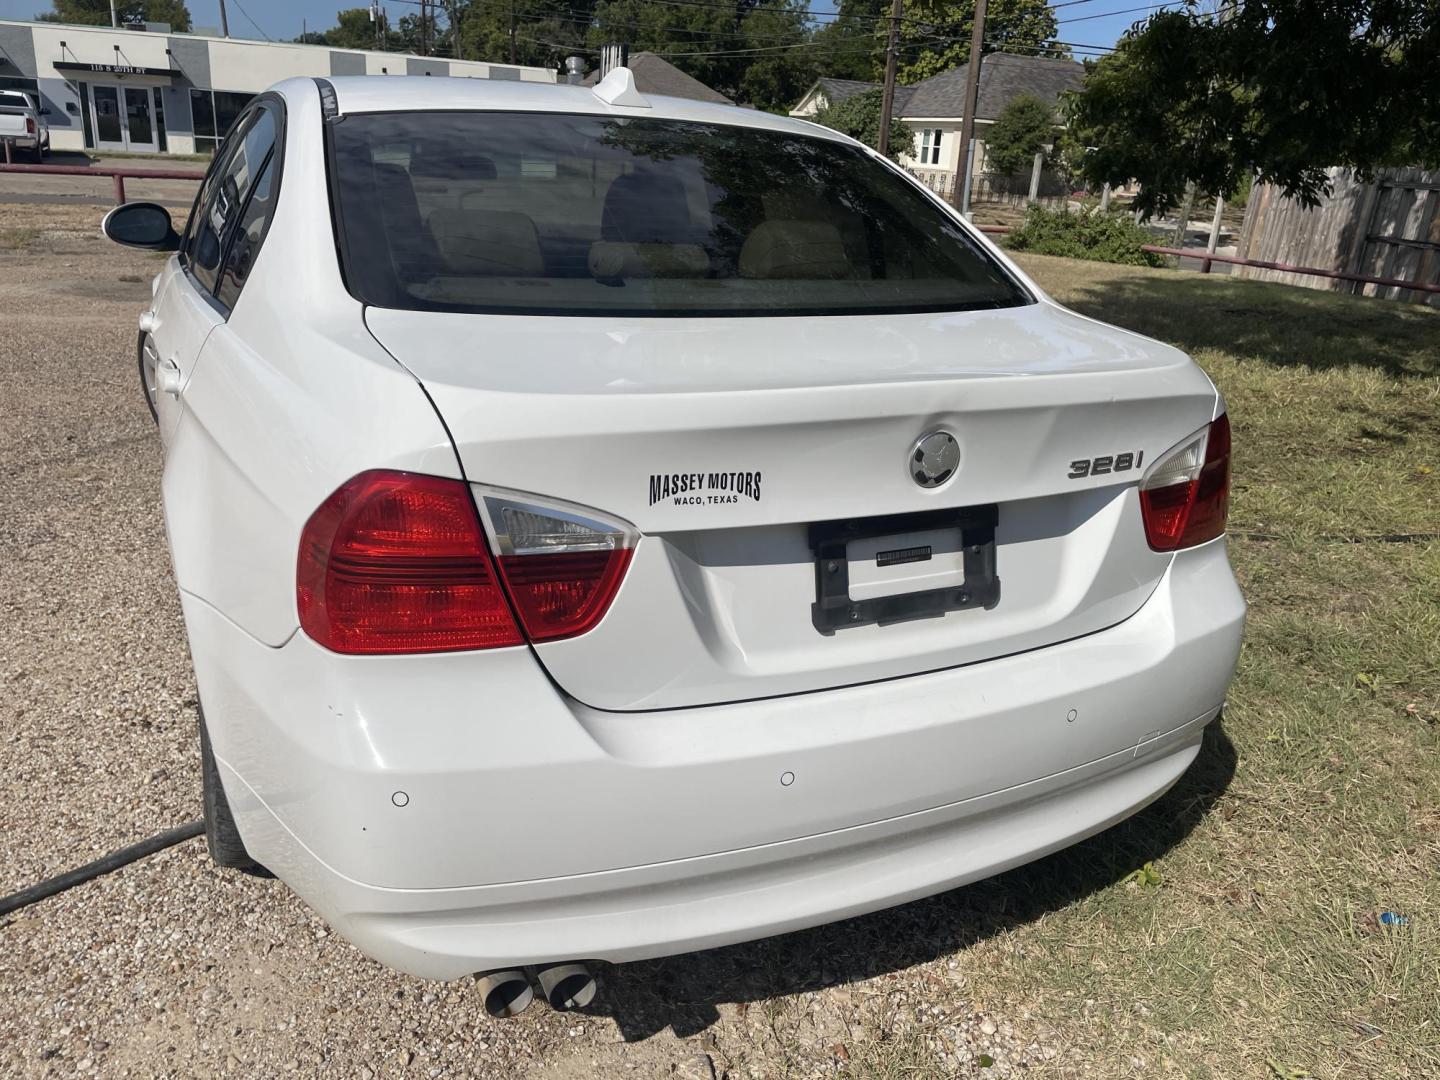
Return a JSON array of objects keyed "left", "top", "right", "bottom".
[{"left": 909, "top": 430, "right": 960, "bottom": 488}]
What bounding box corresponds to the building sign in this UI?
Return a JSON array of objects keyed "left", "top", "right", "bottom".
[{"left": 54, "top": 62, "right": 182, "bottom": 79}]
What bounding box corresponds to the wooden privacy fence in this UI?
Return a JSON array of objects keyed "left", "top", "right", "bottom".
[{"left": 1237, "top": 167, "right": 1440, "bottom": 307}]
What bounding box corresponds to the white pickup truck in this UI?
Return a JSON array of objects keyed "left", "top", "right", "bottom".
[{"left": 0, "top": 89, "right": 49, "bottom": 162}]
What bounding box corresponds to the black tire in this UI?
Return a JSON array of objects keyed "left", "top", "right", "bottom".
[{"left": 199, "top": 706, "right": 269, "bottom": 875}]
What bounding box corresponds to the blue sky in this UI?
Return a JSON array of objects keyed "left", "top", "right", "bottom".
[{"left": 0, "top": 0, "right": 1145, "bottom": 60}]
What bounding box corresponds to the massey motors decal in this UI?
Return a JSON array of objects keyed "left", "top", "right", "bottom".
[{"left": 649, "top": 470, "right": 763, "bottom": 506}]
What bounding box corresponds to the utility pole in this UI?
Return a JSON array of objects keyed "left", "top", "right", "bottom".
[
  {"left": 449, "top": 0, "right": 463, "bottom": 60},
  {"left": 509, "top": 0, "right": 517, "bottom": 64},
  {"left": 956, "top": 0, "right": 988, "bottom": 216},
  {"left": 108, "top": 0, "right": 118, "bottom": 28},
  {"left": 217, "top": 0, "right": 230, "bottom": 37},
  {"left": 876, "top": 0, "right": 903, "bottom": 158}
]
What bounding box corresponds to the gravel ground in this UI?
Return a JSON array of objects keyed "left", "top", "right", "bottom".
[{"left": 0, "top": 204, "right": 1070, "bottom": 1079}]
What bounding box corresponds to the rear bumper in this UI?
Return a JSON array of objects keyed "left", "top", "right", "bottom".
[{"left": 186, "top": 540, "right": 1244, "bottom": 979}]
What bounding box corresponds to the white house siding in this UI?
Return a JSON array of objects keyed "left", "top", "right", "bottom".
[
  {"left": 0, "top": 19, "right": 554, "bottom": 155},
  {"left": 899, "top": 118, "right": 993, "bottom": 177}
]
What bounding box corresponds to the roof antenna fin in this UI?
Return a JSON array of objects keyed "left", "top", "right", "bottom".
[{"left": 592, "top": 66, "right": 650, "bottom": 109}]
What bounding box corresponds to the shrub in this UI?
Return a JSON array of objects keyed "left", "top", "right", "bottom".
[
  {"left": 813, "top": 89, "right": 914, "bottom": 164},
  {"left": 1004, "top": 205, "right": 1163, "bottom": 267}
]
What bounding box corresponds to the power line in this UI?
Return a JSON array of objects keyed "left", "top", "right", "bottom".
[
  {"left": 228, "top": 0, "right": 273, "bottom": 41},
  {"left": 1056, "top": 1, "right": 1185, "bottom": 24}
]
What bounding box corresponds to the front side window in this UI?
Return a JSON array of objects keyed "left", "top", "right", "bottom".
[
  {"left": 215, "top": 152, "right": 276, "bottom": 309},
  {"left": 188, "top": 105, "right": 277, "bottom": 297},
  {"left": 329, "top": 112, "right": 1027, "bottom": 318}
]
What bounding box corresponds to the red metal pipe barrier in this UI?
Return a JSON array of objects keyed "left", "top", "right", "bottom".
[{"left": 0, "top": 162, "right": 205, "bottom": 205}]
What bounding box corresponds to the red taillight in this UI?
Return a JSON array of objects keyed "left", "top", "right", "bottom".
[
  {"left": 25, "top": 117, "right": 35, "bottom": 135},
  {"left": 478, "top": 489, "right": 638, "bottom": 643},
  {"left": 498, "top": 549, "right": 635, "bottom": 641},
  {"left": 1139, "top": 414, "right": 1231, "bottom": 551},
  {"left": 297, "top": 471, "right": 523, "bottom": 654}
]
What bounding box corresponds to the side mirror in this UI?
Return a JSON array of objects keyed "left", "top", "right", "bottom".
[
  {"left": 101, "top": 202, "right": 180, "bottom": 252},
  {"left": 40, "top": 107, "right": 52, "bottom": 116}
]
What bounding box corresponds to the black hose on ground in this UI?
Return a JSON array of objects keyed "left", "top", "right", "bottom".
[{"left": 0, "top": 820, "right": 204, "bottom": 918}]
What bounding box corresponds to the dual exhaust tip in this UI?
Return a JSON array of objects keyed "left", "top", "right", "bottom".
[{"left": 475, "top": 962, "right": 597, "bottom": 1018}]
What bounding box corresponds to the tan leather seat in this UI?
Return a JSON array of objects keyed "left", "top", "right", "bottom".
[
  {"left": 428, "top": 208, "right": 544, "bottom": 277},
  {"left": 738, "top": 221, "right": 851, "bottom": 280}
]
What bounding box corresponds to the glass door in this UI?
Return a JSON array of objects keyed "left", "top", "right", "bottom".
[
  {"left": 123, "top": 87, "right": 156, "bottom": 152},
  {"left": 91, "top": 85, "right": 126, "bottom": 151},
  {"left": 89, "top": 84, "right": 158, "bottom": 152}
]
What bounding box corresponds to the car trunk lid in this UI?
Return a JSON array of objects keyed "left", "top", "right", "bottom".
[{"left": 366, "top": 299, "right": 1218, "bottom": 710}]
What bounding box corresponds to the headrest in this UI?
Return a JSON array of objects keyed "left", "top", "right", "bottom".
[
  {"left": 738, "top": 220, "right": 850, "bottom": 280},
  {"left": 601, "top": 172, "right": 695, "bottom": 244}
]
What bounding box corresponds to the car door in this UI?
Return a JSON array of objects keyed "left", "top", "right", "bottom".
[
  {"left": 148, "top": 104, "right": 278, "bottom": 447},
  {"left": 155, "top": 97, "right": 293, "bottom": 645}
]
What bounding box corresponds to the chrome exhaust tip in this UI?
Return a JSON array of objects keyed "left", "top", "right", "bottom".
[
  {"left": 474, "top": 969, "right": 535, "bottom": 1018},
  {"left": 535, "top": 962, "right": 598, "bottom": 1011}
]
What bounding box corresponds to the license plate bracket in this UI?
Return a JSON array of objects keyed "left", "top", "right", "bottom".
[{"left": 809, "top": 505, "right": 1000, "bottom": 635}]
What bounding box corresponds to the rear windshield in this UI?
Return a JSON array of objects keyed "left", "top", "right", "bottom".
[{"left": 329, "top": 112, "right": 1029, "bottom": 317}]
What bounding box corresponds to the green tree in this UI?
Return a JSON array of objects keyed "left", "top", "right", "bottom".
[
  {"left": 460, "top": 0, "right": 594, "bottom": 70},
  {"left": 310, "top": 7, "right": 400, "bottom": 50},
  {"left": 42, "top": 0, "right": 191, "bottom": 31},
  {"left": 1065, "top": 3, "right": 1440, "bottom": 216},
  {"left": 813, "top": 87, "right": 914, "bottom": 162},
  {"left": 887, "top": 0, "right": 1061, "bottom": 83},
  {"left": 588, "top": 0, "right": 814, "bottom": 111},
  {"left": 811, "top": 0, "right": 886, "bottom": 82},
  {"left": 983, "top": 92, "right": 1055, "bottom": 176}
]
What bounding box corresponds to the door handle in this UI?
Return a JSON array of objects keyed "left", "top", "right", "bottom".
[{"left": 157, "top": 357, "right": 183, "bottom": 396}]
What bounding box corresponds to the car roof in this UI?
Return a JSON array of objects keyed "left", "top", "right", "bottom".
[{"left": 311, "top": 73, "right": 853, "bottom": 147}]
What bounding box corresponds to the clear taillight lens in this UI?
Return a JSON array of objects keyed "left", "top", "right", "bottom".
[
  {"left": 478, "top": 489, "right": 638, "bottom": 642},
  {"left": 1139, "top": 414, "right": 1231, "bottom": 551},
  {"left": 297, "top": 471, "right": 523, "bottom": 654}
]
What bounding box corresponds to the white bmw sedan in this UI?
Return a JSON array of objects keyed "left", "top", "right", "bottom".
[{"left": 103, "top": 70, "right": 1244, "bottom": 1015}]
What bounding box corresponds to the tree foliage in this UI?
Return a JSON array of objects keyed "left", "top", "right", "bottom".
[
  {"left": 984, "top": 91, "right": 1054, "bottom": 176},
  {"left": 587, "top": 0, "right": 815, "bottom": 108},
  {"left": 812, "top": 88, "right": 914, "bottom": 162},
  {"left": 1065, "top": 3, "right": 1440, "bottom": 216},
  {"left": 886, "top": 0, "right": 1061, "bottom": 83},
  {"left": 42, "top": 0, "right": 191, "bottom": 31}
]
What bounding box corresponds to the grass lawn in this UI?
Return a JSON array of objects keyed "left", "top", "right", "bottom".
[{"left": 849, "top": 258, "right": 1440, "bottom": 1077}]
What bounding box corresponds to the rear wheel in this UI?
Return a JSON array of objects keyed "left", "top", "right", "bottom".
[{"left": 199, "top": 706, "right": 268, "bottom": 875}]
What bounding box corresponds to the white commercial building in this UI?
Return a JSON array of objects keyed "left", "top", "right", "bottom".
[{"left": 0, "top": 18, "right": 554, "bottom": 155}]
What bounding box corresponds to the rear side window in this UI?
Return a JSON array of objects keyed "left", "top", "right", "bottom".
[
  {"left": 188, "top": 105, "right": 277, "bottom": 296},
  {"left": 214, "top": 152, "right": 276, "bottom": 310},
  {"left": 329, "top": 112, "right": 1028, "bottom": 317}
]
